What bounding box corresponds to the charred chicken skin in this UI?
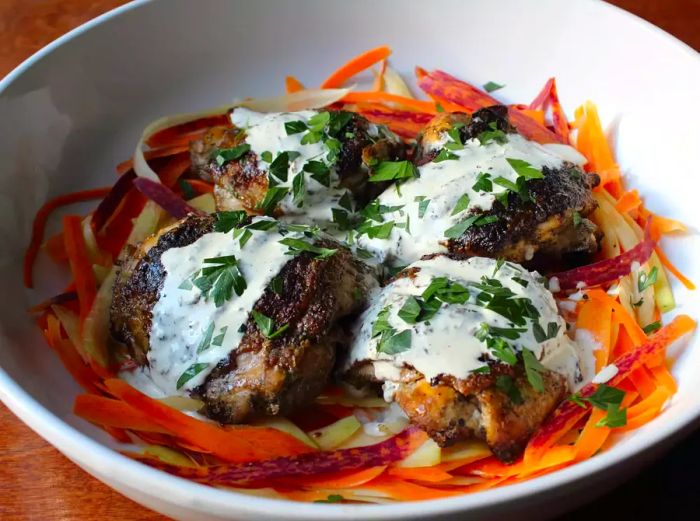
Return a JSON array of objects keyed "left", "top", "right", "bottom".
[
  {"left": 110, "top": 213, "right": 376, "bottom": 424},
  {"left": 189, "top": 108, "right": 405, "bottom": 215}
]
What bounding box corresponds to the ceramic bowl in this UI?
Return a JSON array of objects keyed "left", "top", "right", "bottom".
[{"left": 1, "top": 0, "right": 699, "bottom": 519}]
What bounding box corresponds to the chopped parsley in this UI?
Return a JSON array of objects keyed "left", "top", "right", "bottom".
[
  {"left": 251, "top": 310, "right": 289, "bottom": 339},
  {"left": 417, "top": 196, "right": 431, "bottom": 218},
  {"left": 472, "top": 172, "right": 493, "bottom": 192},
  {"left": 257, "top": 186, "right": 289, "bottom": 215},
  {"left": 595, "top": 404, "right": 627, "bottom": 428},
  {"left": 314, "top": 494, "right": 345, "bottom": 504},
  {"left": 279, "top": 237, "right": 336, "bottom": 258},
  {"left": 193, "top": 255, "right": 246, "bottom": 307},
  {"left": 213, "top": 210, "right": 248, "bottom": 233},
  {"left": 477, "top": 121, "right": 508, "bottom": 145},
  {"left": 197, "top": 322, "right": 215, "bottom": 353},
  {"left": 369, "top": 160, "right": 418, "bottom": 183},
  {"left": 176, "top": 363, "right": 209, "bottom": 390},
  {"left": 506, "top": 158, "right": 544, "bottom": 180},
  {"left": 495, "top": 375, "right": 524, "bottom": 404},
  {"left": 483, "top": 81, "right": 505, "bottom": 93},
  {"left": 569, "top": 384, "right": 628, "bottom": 428},
  {"left": 451, "top": 194, "right": 471, "bottom": 215},
  {"left": 572, "top": 211, "right": 582, "bottom": 227},
  {"left": 292, "top": 172, "right": 305, "bottom": 207},
  {"left": 270, "top": 276, "right": 283, "bottom": 294},
  {"left": 532, "top": 321, "right": 561, "bottom": 343},
  {"left": 284, "top": 120, "right": 308, "bottom": 135},
  {"left": 214, "top": 143, "right": 250, "bottom": 166},
  {"left": 522, "top": 349, "right": 546, "bottom": 392},
  {"left": 433, "top": 148, "right": 458, "bottom": 162},
  {"left": 643, "top": 321, "right": 661, "bottom": 335},
  {"left": 371, "top": 306, "right": 412, "bottom": 355},
  {"left": 444, "top": 214, "right": 498, "bottom": 238},
  {"left": 178, "top": 179, "right": 196, "bottom": 200},
  {"left": 212, "top": 325, "right": 228, "bottom": 347},
  {"left": 637, "top": 266, "right": 658, "bottom": 292}
]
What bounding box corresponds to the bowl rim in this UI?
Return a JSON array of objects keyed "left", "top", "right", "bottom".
[{"left": 1, "top": 0, "right": 699, "bottom": 518}]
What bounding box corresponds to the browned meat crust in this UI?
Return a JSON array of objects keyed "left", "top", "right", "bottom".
[
  {"left": 419, "top": 106, "right": 601, "bottom": 265},
  {"left": 110, "top": 214, "right": 375, "bottom": 424},
  {"left": 110, "top": 214, "right": 215, "bottom": 364},
  {"left": 345, "top": 361, "right": 567, "bottom": 463},
  {"left": 202, "top": 240, "right": 370, "bottom": 422},
  {"left": 190, "top": 110, "right": 405, "bottom": 213}
]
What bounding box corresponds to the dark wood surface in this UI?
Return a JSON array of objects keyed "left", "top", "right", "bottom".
[{"left": 1, "top": 1, "right": 698, "bottom": 519}]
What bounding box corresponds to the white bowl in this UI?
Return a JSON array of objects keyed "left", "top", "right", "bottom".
[{"left": 1, "top": 0, "right": 699, "bottom": 519}]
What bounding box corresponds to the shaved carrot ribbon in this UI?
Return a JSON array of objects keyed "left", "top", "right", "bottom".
[
  {"left": 104, "top": 379, "right": 314, "bottom": 463},
  {"left": 62, "top": 215, "right": 97, "bottom": 321},
  {"left": 615, "top": 189, "right": 642, "bottom": 213},
  {"left": 320, "top": 45, "right": 392, "bottom": 88},
  {"left": 529, "top": 77, "right": 570, "bottom": 142},
  {"left": 525, "top": 314, "right": 695, "bottom": 462},
  {"left": 285, "top": 75, "right": 305, "bottom": 94},
  {"left": 342, "top": 91, "right": 439, "bottom": 114},
  {"left": 576, "top": 295, "right": 613, "bottom": 371},
  {"left": 74, "top": 394, "right": 171, "bottom": 434},
  {"left": 23, "top": 187, "right": 110, "bottom": 288}
]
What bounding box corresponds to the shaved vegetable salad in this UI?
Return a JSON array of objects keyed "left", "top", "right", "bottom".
[{"left": 25, "top": 45, "right": 696, "bottom": 504}]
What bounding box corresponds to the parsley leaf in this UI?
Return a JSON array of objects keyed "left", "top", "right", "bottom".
[
  {"left": 573, "top": 211, "right": 582, "bottom": 227},
  {"left": 179, "top": 179, "right": 195, "bottom": 200},
  {"left": 477, "top": 121, "right": 507, "bottom": 145},
  {"left": 369, "top": 161, "right": 418, "bottom": 182},
  {"left": 522, "top": 349, "right": 545, "bottom": 392},
  {"left": 415, "top": 196, "right": 430, "bottom": 218},
  {"left": 506, "top": 158, "right": 544, "bottom": 180},
  {"left": 433, "top": 149, "right": 458, "bottom": 162},
  {"left": 176, "top": 363, "right": 209, "bottom": 390},
  {"left": 532, "top": 321, "right": 561, "bottom": 343},
  {"left": 451, "top": 194, "right": 471, "bottom": 215},
  {"left": 444, "top": 214, "right": 497, "bottom": 238},
  {"left": 377, "top": 329, "right": 412, "bottom": 354},
  {"left": 193, "top": 255, "right": 246, "bottom": 307},
  {"left": 314, "top": 494, "right": 345, "bottom": 504},
  {"left": 643, "top": 321, "right": 661, "bottom": 335},
  {"left": 495, "top": 375, "right": 524, "bottom": 404},
  {"left": 304, "top": 160, "right": 331, "bottom": 186},
  {"left": 586, "top": 384, "right": 625, "bottom": 410},
  {"left": 197, "top": 322, "right": 215, "bottom": 353},
  {"left": 472, "top": 172, "right": 493, "bottom": 192},
  {"left": 251, "top": 310, "right": 289, "bottom": 339},
  {"left": 483, "top": 81, "right": 505, "bottom": 93},
  {"left": 638, "top": 266, "right": 658, "bottom": 292},
  {"left": 284, "top": 120, "right": 308, "bottom": 135},
  {"left": 279, "top": 237, "right": 336, "bottom": 258},
  {"left": 269, "top": 152, "right": 294, "bottom": 182},
  {"left": 270, "top": 276, "right": 283, "bottom": 294},
  {"left": 596, "top": 404, "right": 627, "bottom": 428},
  {"left": 212, "top": 325, "right": 228, "bottom": 347},
  {"left": 257, "top": 186, "right": 289, "bottom": 215},
  {"left": 292, "top": 172, "right": 305, "bottom": 207},
  {"left": 214, "top": 144, "right": 250, "bottom": 166},
  {"left": 214, "top": 210, "right": 248, "bottom": 233}
]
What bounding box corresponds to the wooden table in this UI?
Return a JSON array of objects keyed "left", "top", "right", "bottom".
[{"left": 1, "top": 1, "right": 698, "bottom": 519}]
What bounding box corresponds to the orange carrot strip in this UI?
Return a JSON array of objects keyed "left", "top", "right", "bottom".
[
  {"left": 372, "top": 59, "right": 387, "bottom": 91},
  {"left": 104, "top": 379, "right": 313, "bottom": 463},
  {"left": 285, "top": 75, "right": 305, "bottom": 94},
  {"left": 290, "top": 466, "right": 386, "bottom": 488},
  {"left": 629, "top": 366, "right": 657, "bottom": 399},
  {"left": 615, "top": 190, "right": 642, "bottom": 213},
  {"left": 573, "top": 409, "right": 610, "bottom": 461},
  {"left": 650, "top": 364, "right": 677, "bottom": 393},
  {"left": 146, "top": 114, "right": 230, "bottom": 148},
  {"left": 519, "top": 108, "right": 545, "bottom": 125},
  {"left": 364, "top": 476, "right": 463, "bottom": 500},
  {"left": 342, "top": 91, "right": 438, "bottom": 114},
  {"left": 44, "top": 315, "right": 102, "bottom": 394},
  {"left": 576, "top": 295, "right": 613, "bottom": 371},
  {"left": 158, "top": 152, "right": 192, "bottom": 187},
  {"left": 627, "top": 387, "right": 671, "bottom": 419},
  {"left": 104, "top": 426, "right": 132, "bottom": 444},
  {"left": 63, "top": 215, "right": 97, "bottom": 320},
  {"left": 23, "top": 187, "right": 111, "bottom": 288},
  {"left": 654, "top": 247, "right": 695, "bottom": 290},
  {"left": 320, "top": 45, "right": 392, "bottom": 88},
  {"left": 525, "top": 315, "right": 695, "bottom": 461},
  {"left": 45, "top": 232, "right": 68, "bottom": 263},
  {"left": 587, "top": 289, "right": 647, "bottom": 346},
  {"left": 388, "top": 466, "right": 454, "bottom": 483},
  {"left": 74, "top": 394, "right": 172, "bottom": 434}
]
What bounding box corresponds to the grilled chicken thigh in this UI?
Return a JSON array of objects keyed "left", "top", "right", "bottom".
[
  {"left": 357, "top": 105, "right": 600, "bottom": 268},
  {"left": 190, "top": 108, "right": 405, "bottom": 217},
  {"left": 342, "top": 255, "right": 580, "bottom": 463},
  {"left": 111, "top": 213, "right": 376, "bottom": 423}
]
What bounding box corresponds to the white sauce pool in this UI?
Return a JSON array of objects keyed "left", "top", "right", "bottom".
[
  {"left": 356, "top": 134, "right": 569, "bottom": 266},
  {"left": 128, "top": 218, "right": 291, "bottom": 396},
  {"left": 345, "top": 256, "right": 582, "bottom": 389}
]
